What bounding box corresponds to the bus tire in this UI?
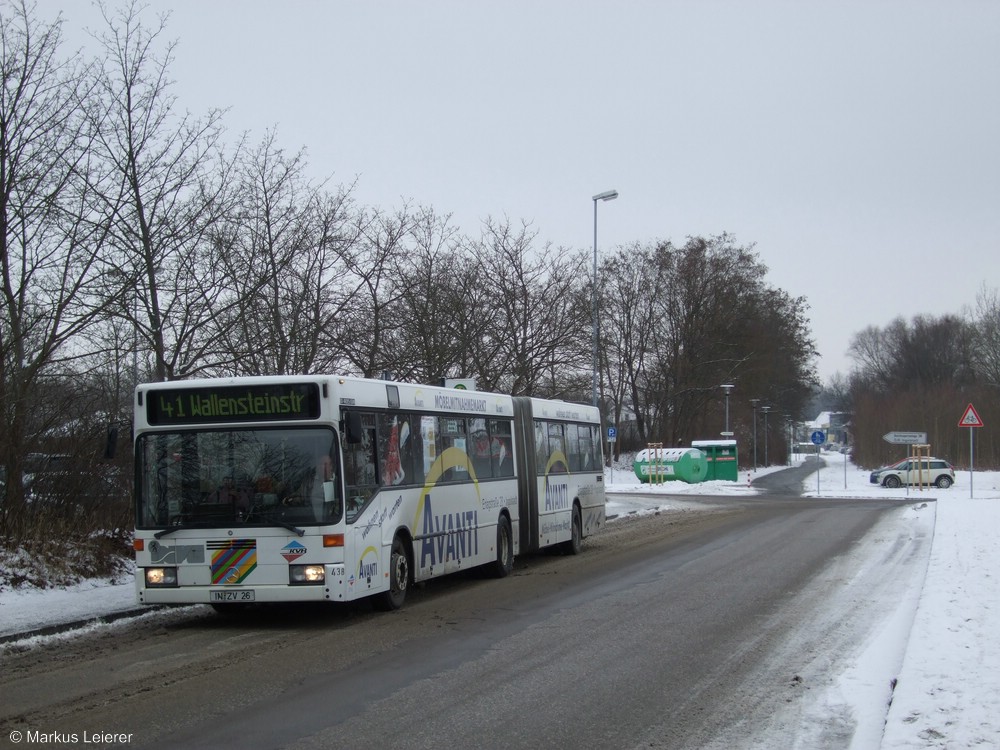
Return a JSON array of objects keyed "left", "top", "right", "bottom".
[
  {"left": 491, "top": 514, "right": 514, "bottom": 578},
  {"left": 374, "top": 535, "right": 409, "bottom": 611},
  {"left": 561, "top": 505, "right": 583, "bottom": 555}
]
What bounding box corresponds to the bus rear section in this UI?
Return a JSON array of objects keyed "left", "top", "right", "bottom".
[{"left": 512, "top": 396, "right": 605, "bottom": 555}]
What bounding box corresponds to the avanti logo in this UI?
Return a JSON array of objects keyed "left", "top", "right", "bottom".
[
  {"left": 281, "top": 540, "right": 307, "bottom": 562},
  {"left": 357, "top": 546, "right": 379, "bottom": 583}
]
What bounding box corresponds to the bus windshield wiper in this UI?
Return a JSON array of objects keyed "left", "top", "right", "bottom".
[
  {"left": 250, "top": 511, "right": 305, "bottom": 536},
  {"left": 154, "top": 522, "right": 216, "bottom": 539},
  {"left": 155, "top": 515, "right": 304, "bottom": 538}
]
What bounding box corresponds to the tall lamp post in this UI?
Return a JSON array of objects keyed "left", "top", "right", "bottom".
[
  {"left": 720, "top": 384, "right": 734, "bottom": 435},
  {"left": 750, "top": 398, "right": 760, "bottom": 470},
  {"left": 760, "top": 405, "right": 771, "bottom": 466},
  {"left": 784, "top": 415, "right": 792, "bottom": 466},
  {"left": 591, "top": 189, "right": 619, "bottom": 407}
]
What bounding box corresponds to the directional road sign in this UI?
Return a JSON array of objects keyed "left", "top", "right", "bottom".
[{"left": 882, "top": 431, "right": 928, "bottom": 444}]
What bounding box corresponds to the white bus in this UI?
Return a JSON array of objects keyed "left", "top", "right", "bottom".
[{"left": 133, "top": 375, "right": 605, "bottom": 611}]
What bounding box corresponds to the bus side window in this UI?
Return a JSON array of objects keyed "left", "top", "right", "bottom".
[
  {"left": 565, "top": 423, "right": 581, "bottom": 472},
  {"left": 420, "top": 416, "right": 439, "bottom": 480},
  {"left": 534, "top": 420, "right": 547, "bottom": 472},
  {"left": 469, "top": 418, "right": 493, "bottom": 479},
  {"left": 441, "top": 418, "right": 468, "bottom": 482},
  {"left": 592, "top": 425, "right": 604, "bottom": 468},
  {"left": 400, "top": 413, "right": 424, "bottom": 486},
  {"left": 344, "top": 412, "right": 377, "bottom": 519},
  {"left": 488, "top": 419, "right": 513, "bottom": 477},
  {"left": 378, "top": 413, "right": 410, "bottom": 486},
  {"left": 546, "top": 422, "right": 567, "bottom": 473},
  {"left": 577, "top": 423, "right": 595, "bottom": 471}
]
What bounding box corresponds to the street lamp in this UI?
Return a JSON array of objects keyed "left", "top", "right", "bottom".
[
  {"left": 760, "top": 405, "right": 771, "bottom": 466},
  {"left": 720, "top": 384, "right": 734, "bottom": 435},
  {"left": 591, "top": 189, "right": 619, "bottom": 407},
  {"left": 750, "top": 398, "right": 760, "bottom": 470}
]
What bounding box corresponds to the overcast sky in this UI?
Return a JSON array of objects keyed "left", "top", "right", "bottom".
[{"left": 56, "top": 0, "right": 999, "bottom": 384}]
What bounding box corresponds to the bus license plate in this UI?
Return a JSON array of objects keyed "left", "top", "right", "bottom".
[{"left": 210, "top": 590, "right": 255, "bottom": 602}]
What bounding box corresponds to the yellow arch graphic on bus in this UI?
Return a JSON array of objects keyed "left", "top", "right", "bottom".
[
  {"left": 412, "top": 446, "right": 481, "bottom": 531},
  {"left": 545, "top": 450, "right": 570, "bottom": 477}
]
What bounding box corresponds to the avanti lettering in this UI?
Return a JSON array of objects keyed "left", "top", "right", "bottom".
[
  {"left": 358, "top": 547, "right": 379, "bottom": 582},
  {"left": 420, "top": 497, "right": 479, "bottom": 567},
  {"left": 545, "top": 479, "right": 569, "bottom": 511}
]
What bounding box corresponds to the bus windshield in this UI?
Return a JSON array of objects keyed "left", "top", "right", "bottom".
[{"left": 137, "top": 427, "right": 342, "bottom": 530}]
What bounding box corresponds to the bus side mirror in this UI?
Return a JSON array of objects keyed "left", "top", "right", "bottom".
[{"left": 344, "top": 411, "right": 363, "bottom": 444}]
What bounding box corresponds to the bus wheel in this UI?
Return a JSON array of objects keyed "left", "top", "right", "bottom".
[
  {"left": 375, "top": 535, "right": 409, "bottom": 611},
  {"left": 491, "top": 515, "right": 514, "bottom": 578},
  {"left": 561, "top": 505, "right": 583, "bottom": 555}
]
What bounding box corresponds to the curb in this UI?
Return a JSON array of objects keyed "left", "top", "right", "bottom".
[{"left": 0, "top": 606, "right": 164, "bottom": 645}]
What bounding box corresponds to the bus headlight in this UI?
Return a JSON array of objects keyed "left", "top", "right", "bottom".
[
  {"left": 289, "top": 564, "right": 326, "bottom": 585},
  {"left": 145, "top": 567, "right": 178, "bottom": 587}
]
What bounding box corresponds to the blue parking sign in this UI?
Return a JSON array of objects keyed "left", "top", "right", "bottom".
[{"left": 607, "top": 427, "right": 617, "bottom": 442}]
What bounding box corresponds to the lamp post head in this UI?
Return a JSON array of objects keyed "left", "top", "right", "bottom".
[
  {"left": 720, "top": 384, "right": 734, "bottom": 396},
  {"left": 593, "top": 189, "right": 619, "bottom": 202}
]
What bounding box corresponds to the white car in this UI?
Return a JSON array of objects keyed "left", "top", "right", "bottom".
[{"left": 869, "top": 458, "right": 955, "bottom": 489}]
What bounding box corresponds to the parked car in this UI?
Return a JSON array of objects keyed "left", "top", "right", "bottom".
[{"left": 869, "top": 458, "right": 955, "bottom": 489}]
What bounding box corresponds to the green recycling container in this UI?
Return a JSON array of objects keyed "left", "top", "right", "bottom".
[
  {"left": 691, "top": 439, "right": 739, "bottom": 481},
  {"left": 633, "top": 447, "right": 708, "bottom": 484}
]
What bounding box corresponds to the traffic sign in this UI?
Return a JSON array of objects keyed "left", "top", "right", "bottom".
[
  {"left": 810, "top": 430, "right": 825, "bottom": 445},
  {"left": 882, "top": 431, "right": 928, "bottom": 444},
  {"left": 959, "top": 403, "right": 984, "bottom": 428},
  {"left": 607, "top": 427, "right": 617, "bottom": 442}
]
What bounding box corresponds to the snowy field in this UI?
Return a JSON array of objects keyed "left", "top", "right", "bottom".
[{"left": 1, "top": 452, "right": 998, "bottom": 748}]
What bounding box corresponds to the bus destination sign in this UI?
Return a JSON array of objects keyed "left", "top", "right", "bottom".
[{"left": 147, "top": 383, "right": 321, "bottom": 425}]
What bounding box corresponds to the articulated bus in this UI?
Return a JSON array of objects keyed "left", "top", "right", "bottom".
[{"left": 133, "top": 375, "right": 605, "bottom": 611}]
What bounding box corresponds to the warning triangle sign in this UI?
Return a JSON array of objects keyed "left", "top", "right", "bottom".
[{"left": 959, "top": 403, "right": 984, "bottom": 427}]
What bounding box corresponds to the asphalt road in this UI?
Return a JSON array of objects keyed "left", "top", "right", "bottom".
[{"left": 0, "top": 488, "right": 929, "bottom": 750}]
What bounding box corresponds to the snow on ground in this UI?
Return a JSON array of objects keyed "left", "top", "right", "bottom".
[
  {"left": 608, "top": 452, "right": 1000, "bottom": 749},
  {"left": 1, "top": 451, "right": 998, "bottom": 748}
]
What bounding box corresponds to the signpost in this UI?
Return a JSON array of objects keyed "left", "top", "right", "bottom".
[
  {"left": 607, "top": 427, "right": 617, "bottom": 483},
  {"left": 959, "top": 404, "right": 984, "bottom": 498},
  {"left": 882, "top": 431, "right": 928, "bottom": 445},
  {"left": 810, "top": 430, "right": 825, "bottom": 494}
]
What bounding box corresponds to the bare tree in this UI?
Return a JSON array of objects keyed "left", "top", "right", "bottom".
[
  {"left": 389, "top": 209, "right": 472, "bottom": 384},
  {"left": 89, "top": 0, "right": 233, "bottom": 381},
  {"left": 971, "top": 284, "right": 1000, "bottom": 387},
  {"left": 596, "top": 235, "right": 816, "bottom": 456},
  {"left": 333, "top": 205, "right": 418, "bottom": 378},
  {"left": 599, "top": 242, "right": 659, "bottom": 446},
  {"left": 211, "top": 131, "right": 358, "bottom": 376},
  {"left": 0, "top": 0, "right": 113, "bottom": 537},
  {"left": 467, "top": 218, "right": 585, "bottom": 396}
]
